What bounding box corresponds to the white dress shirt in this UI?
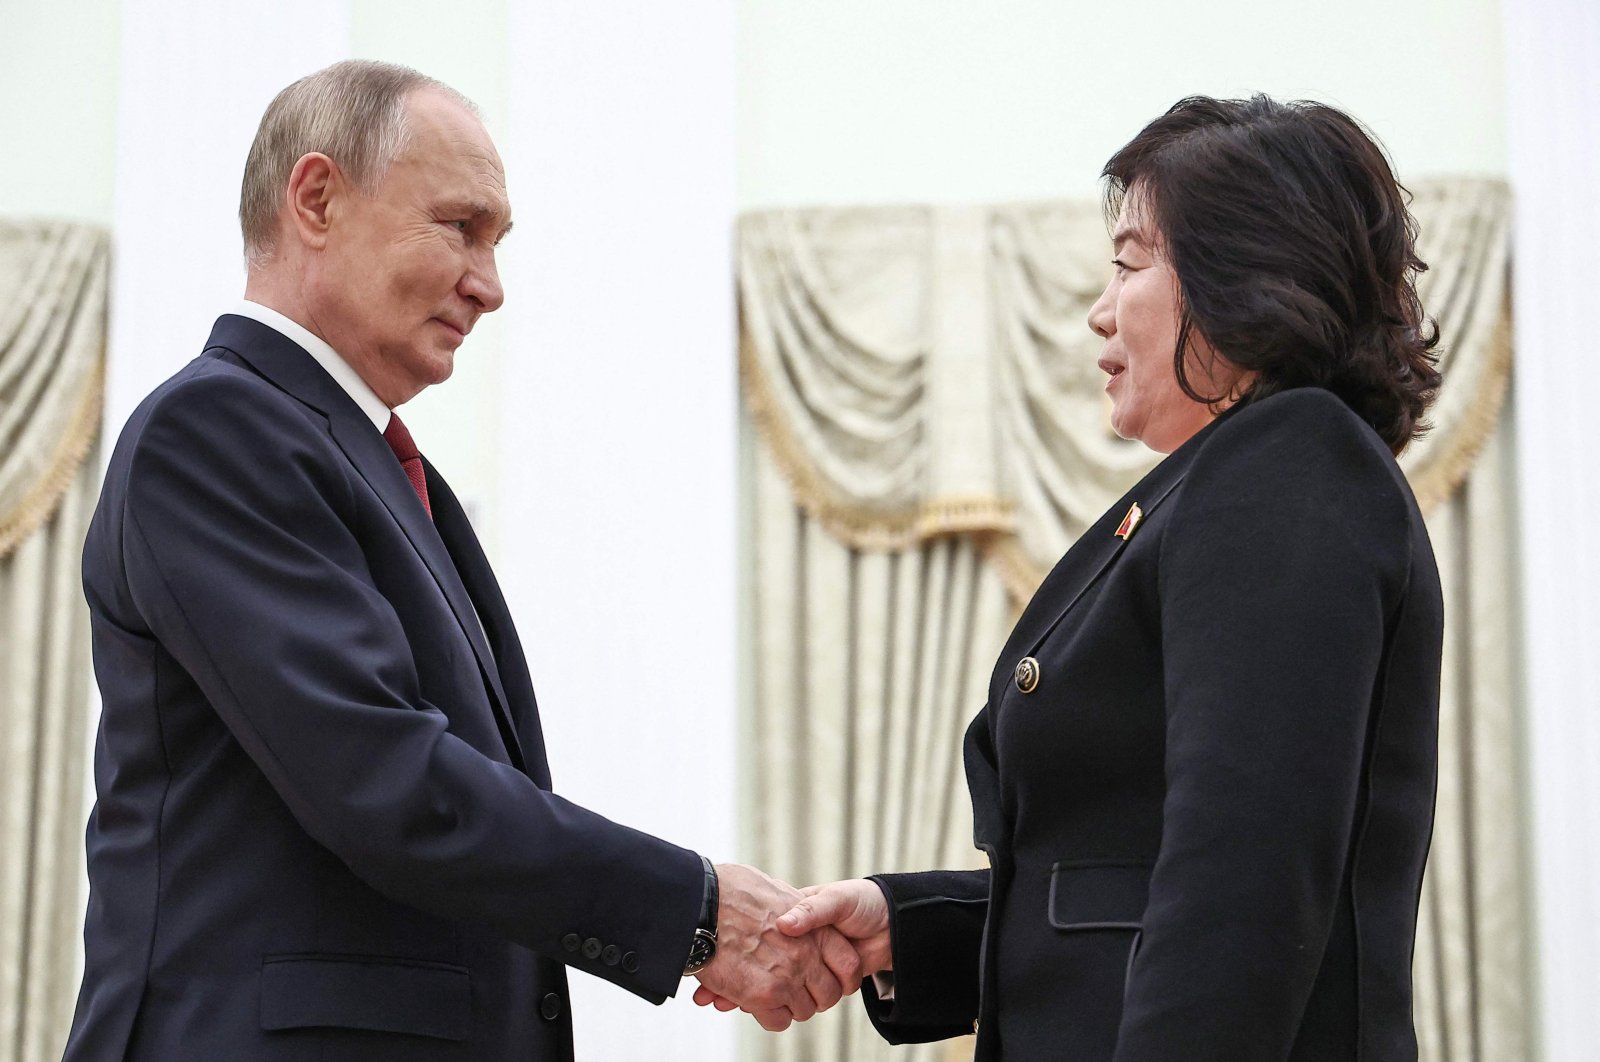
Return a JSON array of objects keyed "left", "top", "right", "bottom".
[
  {"left": 226, "top": 301, "right": 497, "bottom": 657},
  {"left": 230, "top": 300, "right": 391, "bottom": 432}
]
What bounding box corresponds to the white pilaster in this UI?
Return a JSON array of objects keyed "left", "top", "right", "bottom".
[
  {"left": 499, "top": 3, "right": 739, "bottom": 1060},
  {"left": 1503, "top": 3, "right": 1600, "bottom": 1059}
]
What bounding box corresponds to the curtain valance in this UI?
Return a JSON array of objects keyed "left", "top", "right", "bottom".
[
  {"left": 0, "top": 220, "right": 109, "bottom": 559},
  {"left": 739, "top": 178, "right": 1510, "bottom": 598}
]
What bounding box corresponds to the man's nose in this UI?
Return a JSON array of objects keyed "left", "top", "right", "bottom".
[{"left": 461, "top": 254, "right": 505, "bottom": 313}]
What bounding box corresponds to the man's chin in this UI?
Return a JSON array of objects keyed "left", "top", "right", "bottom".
[
  {"left": 388, "top": 351, "right": 456, "bottom": 405},
  {"left": 419, "top": 346, "right": 457, "bottom": 385}
]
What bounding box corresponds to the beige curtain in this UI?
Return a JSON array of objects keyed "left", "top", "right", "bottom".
[
  {"left": 748, "top": 437, "right": 1006, "bottom": 1062},
  {"left": 0, "top": 220, "right": 107, "bottom": 1062},
  {"left": 740, "top": 179, "right": 1528, "bottom": 1061},
  {"left": 1413, "top": 411, "right": 1529, "bottom": 1061}
]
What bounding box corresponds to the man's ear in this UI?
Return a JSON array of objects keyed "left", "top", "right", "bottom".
[{"left": 284, "top": 152, "right": 340, "bottom": 251}]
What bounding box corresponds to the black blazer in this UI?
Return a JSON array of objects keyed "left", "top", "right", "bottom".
[
  {"left": 862, "top": 388, "right": 1443, "bottom": 1061},
  {"left": 67, "top": 315, "right": 704, "bottom": 1061}
]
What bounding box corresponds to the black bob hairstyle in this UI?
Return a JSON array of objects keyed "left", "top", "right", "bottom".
[{"left": 1102, "top": 95, "right": 1441, "bottom": 455}]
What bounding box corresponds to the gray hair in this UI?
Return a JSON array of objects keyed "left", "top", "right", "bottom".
[{"left": 239, "top": 59, "right": 477, "bottom": 264}]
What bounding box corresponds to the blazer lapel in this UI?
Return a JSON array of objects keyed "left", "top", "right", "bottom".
[
  {"left": 215, "top": 315, "right": 526, "bottom": 771},
  {"left": 985, "top": 468, "right": 1186, "bottom": 708},
  {"left": 985, "top": 407, "right": 1240, "bottom": 709}
]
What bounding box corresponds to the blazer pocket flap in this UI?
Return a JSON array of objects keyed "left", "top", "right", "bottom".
[
  {"left": 1049, "top": 861, "right": 1152, "bottom": 930},
  {"left": 260, "top": 955, "right": 470, "bottom": 1041}
]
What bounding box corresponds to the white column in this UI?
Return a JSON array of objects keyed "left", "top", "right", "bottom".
[
  {"left": 1503, "top": 3, "right": 1600, "bottom": 1059},
  {"left": 110, "top": 0, "right": 353, "bottom": 432},
  {"left": 499, "top": 4, "right": 739, "bottom": 1061}
]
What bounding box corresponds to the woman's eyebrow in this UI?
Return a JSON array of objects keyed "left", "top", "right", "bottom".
[{"left": 1112, "top": 227, "right": 1149, "bottom": 252}]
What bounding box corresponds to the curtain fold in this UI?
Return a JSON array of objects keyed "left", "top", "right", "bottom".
[
  {"left": 0, "top": 219, "right": 108, "bottom": 1062},
  {"left": 742, "top": 180, "right": 1529, "bottom": 1061},
  {"left": 1412, "top": 409, "right": 1531, "bottom": 1061},
  {"left": 751, "top": 437, "right": 1001, "bottom": 1062}
]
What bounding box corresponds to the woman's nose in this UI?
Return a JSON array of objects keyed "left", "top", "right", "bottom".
[{"left": 1087, "top": 284, "right": 1115, "bottom": 339}]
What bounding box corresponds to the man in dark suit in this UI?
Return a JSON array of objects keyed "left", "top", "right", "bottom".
[{"left": 66, "top": 60, "right": 856, "bottom": 1060}]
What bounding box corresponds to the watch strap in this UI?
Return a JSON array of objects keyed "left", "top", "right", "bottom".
[{"left": 683, "top": 856, "right": 719, "bottom": 975}]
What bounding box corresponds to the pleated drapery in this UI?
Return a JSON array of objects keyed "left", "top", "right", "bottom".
[
  {"left": 742, "top": 179, "right": 1528, "bottom": 1062},
  {"left": 0, "top": 219, "right": 107, "bottom": 1062},
  {"left": 1412, "top": 412, "right": 1529, "bottom": 1061}
]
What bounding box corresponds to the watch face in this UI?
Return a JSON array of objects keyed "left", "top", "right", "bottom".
[{"left": 684, "top": 928, "right": 717, "bottom": 974}]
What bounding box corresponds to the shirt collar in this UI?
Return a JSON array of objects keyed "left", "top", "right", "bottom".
[{"left": 231, "top": 299, "right": 391, "bottom": 432}]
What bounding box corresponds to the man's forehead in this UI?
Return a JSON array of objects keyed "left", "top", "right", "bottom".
[
  {"left": 398, "top": 99, "right": 510, "bottom": 206},
  {"left": 406, "top": 85, "right": 483, "bottom": 129},
  {"left": 403, "top": 90, "right": 502, "bottom": 165}
]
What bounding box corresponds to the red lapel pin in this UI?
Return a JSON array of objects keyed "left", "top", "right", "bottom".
[{"left": 1114, "top": 502, "right": 1144, "bottom": 541}]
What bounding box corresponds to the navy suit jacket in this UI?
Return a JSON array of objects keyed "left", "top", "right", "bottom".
[
  {"left": 67, "top": 315, "right": 704, "bottom": 1060},
  {"left": 862, "top": 389, "right": 1443, "bottom": 1061}
]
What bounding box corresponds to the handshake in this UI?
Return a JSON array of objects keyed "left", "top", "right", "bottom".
[{"left": 690, "top": 865, "right": 893, "bottom": 1032}]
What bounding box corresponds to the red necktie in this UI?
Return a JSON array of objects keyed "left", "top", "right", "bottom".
[{"left": 383, "top": 414, "right": 432, "bottom": 519}]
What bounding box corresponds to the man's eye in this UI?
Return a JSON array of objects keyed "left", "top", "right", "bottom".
[{"left": 451, "top": 220, "right": 470, "bottom": 233}]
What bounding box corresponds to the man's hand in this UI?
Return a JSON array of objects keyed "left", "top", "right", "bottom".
[
  {"left": 778, "top": 879, "right": 892, "bottom": 976},
  {"left": 690, "top": 864, "right": 864, "bottom": 1031}
]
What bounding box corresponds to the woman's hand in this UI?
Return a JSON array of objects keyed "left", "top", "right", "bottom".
[
  {"left": 777, "top": 879, "right": 892, "bottom": 976},
  {"left": 690, "top": 878, "right": 893, "bottom": 1026}
]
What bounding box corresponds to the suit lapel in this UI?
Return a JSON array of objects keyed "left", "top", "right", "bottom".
[
  {"left": 426, "top": 463, "right": 550, "bottom": 787},
  {"left": 327, "top": 416, "right": 529, "bottom": 773},
  {"left": 214, "top": 315, "right": 526, "bottom": 771}
]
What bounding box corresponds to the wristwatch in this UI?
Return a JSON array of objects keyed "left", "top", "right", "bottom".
[{"left": 683, "top": 856, "right": 719, "bottom": 975}]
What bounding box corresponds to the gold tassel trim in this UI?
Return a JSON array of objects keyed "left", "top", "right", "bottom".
[
  {"left": 1406, "top": 292, "right": 1514, "bottom": 516},
  {"left": 0, "top": 354, "right": 104, "bottom": 561}
]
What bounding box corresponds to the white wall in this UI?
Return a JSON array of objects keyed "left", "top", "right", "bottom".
[
  {"left": 739, "top": 0, "right": 1507, "bottom": 210},
  {"left": 0, "top": 0, "right": 120, "bottom": 226},
  {"left": 497, "top": 2, "right": 739, "bottom": 1059},
  {"left": 1503, "top": 2, "right": 1600, "bottom": 1058}
]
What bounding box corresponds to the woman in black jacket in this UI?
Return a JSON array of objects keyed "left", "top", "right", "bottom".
[{"left": 763, "top": 96, "right": 1445, "bottom": 1060}]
